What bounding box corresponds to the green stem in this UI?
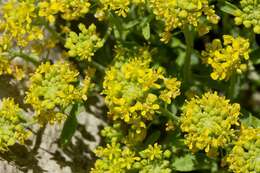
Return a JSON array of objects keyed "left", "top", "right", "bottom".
[
  {"left": 161, "top": 107, "right": 180, "bottom": 123},
  {"left": 228, "top": 74, "right": 239, "bottom": 100},
  {"left": 183, "top": 25, "right": 194, "bottom": 88},
  {"left": 103, "top": 27, "right": 112, "bottom": 43},
  {"left": 90, "top": 61, "right": 106, "bottom": 72},
  {"left": 9, "top": 51, "right": 39, "bottom": 65}
]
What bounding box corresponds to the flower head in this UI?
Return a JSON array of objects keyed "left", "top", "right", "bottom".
[
  {"left": 149, "top": 0, "right": 219, "bottom": 42},
  {"left": 39, "top": 0, "right": 91, "bottom": 23},
  {"left": 227, "top": 127, "right": 260, "bottom": 173},
  {"left": 65, "top": 23, "right": 104, "bottom": 61},
  {"left": 0, "top": 0, "right": 43, "bottom": 47},
  {"left": 233, "top": 0, "right": 260, "bottom": 34},
  {"left": 202, "top": 35, "right": 250, "bottom": 80},
  {"left": 136, "top": 143, "right": 172, "bottom": 173},
  {"left": 180, "top": 92, "right": 241, "bottom": 156},
  {"left": 95, "top": 0, "right": 144, "bottom": 19},
  {"left": 0, "top": 98, "right": 31, "bottom": 152},
  {"left": 91, "top": 141, "right": 140, "bottom": 173},
  {"left": 103, "top": 47, "right": 181, "bottom": 138},
  {"left": 25, "top": 61, "right": 90, "bottom": 124}
]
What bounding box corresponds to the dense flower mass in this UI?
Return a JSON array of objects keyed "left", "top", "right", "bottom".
[
  {"left": 25, "top": 61, "right": 90, "bottom": 124},
  {"left": 0, "top": 53, "right": 25, "bottom": 80},
  {"left": 38, "top": 0, "right": 91, "bottom": 23},
  {"left": 0, "top": 98, "right": 31, "bottom": 152},
  {"left": 202, "top": 35, "right": 250, "bottom": 80},
  {"left": 103, "top": 47, "right": 181, "bottom": 139},
  {"left": 91, "top": 141, "right": 139, "bottom": 173},
  {"left": 227, "top": 127, "right": 260, "bottom": 173},
  {"left": 233, "top": 0, "right": 260, "bottom": 34},
  {"left": 180, "top": 92, "right": 241, "bottom": 156},
  {"left": 137, "top": 143, "right": 172, "bottom": 173},
  {"left": 0, "top": 0, "right": 43, "bottom": 47},
  {"left": 95, "top": 0, "right": 144, "bottom": 19},
  {"left": 91, "top": 141, "right": 171, "bottom": 173},
  {"left": 0, "top": 0, "right": 260, "bottom": 172},
  {"left": 149, "top": 0, "right": 219, "bottom": 42},
  {"left": 65, "top": 23, "right": 104, "bottom": 61}
]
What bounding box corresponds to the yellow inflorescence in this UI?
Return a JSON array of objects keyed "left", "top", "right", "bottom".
[
  {"left": 92, "top": 141, "right": 171, "bottom": 173},
  {"left": 0, "top": 54, "right": 25, "bottom": 80},
  {"left": 0, "top": 98, "right": 31, "bottom": 152},
  {"left": 137, "top": 143, "right": 171, "bottom": 173},
  {"left": 38, "top": 0, "right": 91, "bottom": 23},
  {"left": 202, "top": 35, "right": 250, "bottom": 80},
  {"left": 91, "top": 141, "right": 140, "bottom": 173},
  {"left": 25, "top": 61, "right": 90, "bottom": 124},
  {"left": 227, "top": 127, "right": 260, "bottom": 173},
  {"left": 95, "top": 0, "right": 144, "bottom": 19},
  {"left": 103, "top": 48, "right": 181, "bottom": 138},
  {"left": 65, "top": 23, "right": 104, "bottom": 61},
  {"left": 0, "top": 0, "right": 43, "bottom": 47},
  {"left": 160, "top": 78, "right": 181, "bottom": 104},
  {"left": 234, "top": 0, "right": 260, "bottom": 34},
  {"left": 149, "top": 0, "right": 219, "bottom": 42},
  {"left": 180, "top": 92, "right": 241, "bottom": 156},
  {"left": 0, "top": 56, "right": 12, "bottom": 77}
]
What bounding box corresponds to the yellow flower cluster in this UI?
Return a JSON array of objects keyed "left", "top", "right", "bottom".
[
  {"left": 202, "top": 35, "right": 250, "bottom": 80},
  {"left": 103, "top": 48, "right": 181, "bottom": 140},
  {"left": 92, "top": 142, "right": 171, "bottom": 173},
  {"left": 0, "top": 98, "right": 31, "bottom": 152},
  {"left": 234, "top": 0, "right": 260, "bottom": 34},
  {"left": 180, "top": 92, "right": 241, "bottom": 156},
  {"left": 0, "top": 0, "right": 43, "bottom": 47},
  {"left": 0, "top": 55, "right": 25, "bottom": 80},
  {"left": 91, "top": 141, "right": 140, "bottom": 173},
  {"left": 227, "top": 127, "right": 260, "bottom": 173},
  {"left": 95, "top": 0, "right": 144, "bottom": 19},
  {"left": 65, "top": 23, "right": 104, "bottom": 61},
  {"left": 149, "top": 0, "right": 219, "bottom": 42},
  {"left": 38, "top": 0, "right": 91, "bottom": 23},
  {"left": 25, "top": 61, "right": 90, "bottom": 124},
  {"left": 137, "top": 143, "right": 171, "bottom": 173}
]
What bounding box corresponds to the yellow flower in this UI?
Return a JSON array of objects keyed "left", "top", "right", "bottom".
[
  {"left": 25, "top": 61, "right": 90, "bottom": 124},
  {"left": 0, "top": 98, "right": 31, "bottom": 152},
  {"left": 0, "top": 55, "right": 12, "bottom": 76},
  {"left": 202, "top": 35, "right": 250, "bottom": 80},
  {"left": 227, "top": 127, "right": 260, "bottom": 173},
  {"left": 92, "top": 141, "right": 171, "bottom": 173},
  {"left": 65, "top": 23, "right": 104, "bottom": 61},
  {"left": 139, "top": 143, "right": 163, "bottom": 161},
  {"left": 95, "top": 0, "right": 144, "bottom": 19},
  {"left": 137, "top": 144, "right": 172, "bottom": 173},
  {"left": 160, "top": 78, "right": 181, "bottom": 104},
  {"left": 91, "top": 141, "right": 140, "bottom": 173},
  {"left": 0, "top": 54, "right": 25, "bottom": 80},
  {"left": 180, "top": 92, "right": 241, "bottom": 156},
  {"left": 0, "top": 0, "right": 43, "bottom": 47},
  {"left": 103, "top": 47, "right": 181, "bottom": 139},
  {"left": 149, "top": 0, "right": 219, "bottom": 42},
  {"left": 38, "top": 0, "right": 91, "bottom": 23},
  {"left": 233, "top": 0, "right": 260, "bottom": 34}
]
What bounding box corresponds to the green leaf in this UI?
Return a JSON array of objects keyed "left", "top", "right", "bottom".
[
  {"left": 220, "top": 2, "right": 240, "bottom": 16},
  {"left": 250, "top": 48, "right": 260, "bottom": 65},
  {"left": 241, "top": 113, "right": 260, "bottom": 128},
  {"left": 59, "top": 104, "right": 79, "bottom": 147},
  {"left": 142, "top": 23, "right": 150, "bottom": 40},
  {"left": 123, "top": 20, "right": 139, "bottom": 29},
  {"left": 172, "top": 153, "right": 196, "bottom": 171}
]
